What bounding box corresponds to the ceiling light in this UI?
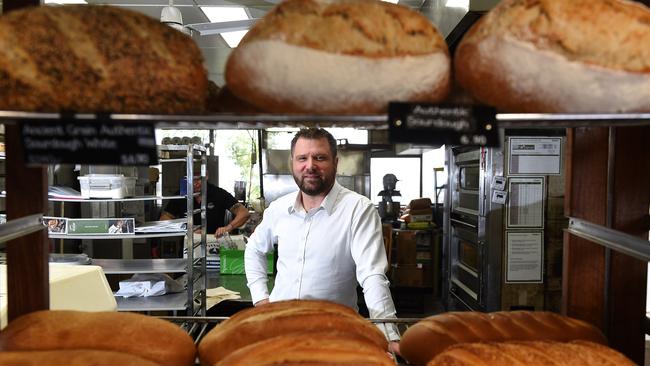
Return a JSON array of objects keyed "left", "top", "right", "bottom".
[
  {"left": 222, "top": 30, "right": 248, "bottom": 48},
  {"left": 200, "top": 6, "right": 249, "bottom": 23},
  {"left": 381, "top": 0, "right": 399, "bottom": 3},
  {"left": 445, "top": 0, "right": 469, "bottom": 9},
  {"left": 44, "top": 0, "right": 87, "bottom": 3}
]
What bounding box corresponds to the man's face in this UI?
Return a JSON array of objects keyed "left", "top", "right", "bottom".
[
  {"left": 291, "top": 137, "right": 338, "bottom": 196},
  {"left": 193, "top": 179, "right": 202, "bottom": 193}
]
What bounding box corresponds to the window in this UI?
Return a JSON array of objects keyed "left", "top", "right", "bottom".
[{"left": 213, "top": 130, "right": 260, "bottom": 203}]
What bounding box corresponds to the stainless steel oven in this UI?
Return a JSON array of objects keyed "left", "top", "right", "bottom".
[
  {"left": 451, "top": 149, "right": 480, "bottom": 218},
  {"left": 444, "top": 145, "right": 504, "bottom": 312}
]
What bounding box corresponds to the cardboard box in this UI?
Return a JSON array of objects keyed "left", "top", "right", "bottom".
[
  {"left": 391, "top": 264, "right": 433, "bottom": 287},
  {"left": 67, "top": 218, "right": 135, "bottom": 235},
  {"left": 220, "top": 249, "right": 274, "bottom": 275},
  {"left": 395, "top": 231, "right": 417, "bottom": 265},
  {"left": 392, "top": 265, "right": 422, "bottom": 287}
]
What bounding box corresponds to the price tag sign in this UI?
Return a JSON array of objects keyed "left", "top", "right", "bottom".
[
  {"left": 388, "top": 103, "right": 499, "bottom": 147},
  {"left": 21, "top": 116, "right": 158, "bottom": 166}
]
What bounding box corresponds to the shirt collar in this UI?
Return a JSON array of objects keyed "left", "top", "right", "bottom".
[{"left": 288, "top": 181, "right": 342, "bottom": 215}]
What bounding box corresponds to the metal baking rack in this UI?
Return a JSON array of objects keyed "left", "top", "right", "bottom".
[
  {"left": 0, "top": 214, "right": 43, "bottom": 244},
  {"left": 158, "top": 315, "right": 422, "bottom": 365},
  {"left": 1, "top": 109, "right": 649, "bottom": 359}
]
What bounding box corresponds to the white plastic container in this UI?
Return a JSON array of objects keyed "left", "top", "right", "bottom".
[{"left": 78, "top": 174, "right": 136, "bottom": 199}]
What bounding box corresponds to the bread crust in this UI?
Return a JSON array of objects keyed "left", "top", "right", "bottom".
[
  {"left": 0, "top": 350, "right": 160, "bottom": 366},
  {"left": 214, "top": 331, "right": 395, "bottom": 366},
  {"left": 0, "top": 310, "right": 196, "bottom": 366},
  {"left": 455, "top": 0, "right": 650, "bottom": 113},
  {"left": 400, "top": 311, "right": 607, "bottom": 366},
  {"left": 427, "top": 341, "right": 636, "bottom": 366},
  {"left": 225, "top": 0, "right": 450, "bottom": 114},
  {"left": 0, "top": 5, "right": 207, "bottom": 114},
  {"left": 197, "top": 299, "right": 388, "bottom": 365}
]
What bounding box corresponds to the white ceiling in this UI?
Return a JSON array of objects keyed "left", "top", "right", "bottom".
[{"left": 1, "top": 0, "right": 473, "bottom": 85}]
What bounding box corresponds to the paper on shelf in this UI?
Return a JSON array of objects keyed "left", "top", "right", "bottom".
[
  {"left": 135, "top": 219, "right": 187, "bottom": 233},
  {"left": 48, "top": 186, "right": 82, "bottom": 199},
  {"left": 114, "top": 273, "right": 184, "bottom": 298},
  {"left": 206, "top": 286, "right": 241, "bottom": 309}
]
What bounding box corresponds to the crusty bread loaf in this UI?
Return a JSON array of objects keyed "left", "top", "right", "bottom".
[
  {"left": 225, "top": 0, "right": 450, "bottom": 114},
  {"left": 400, "top": 311, "right": 606, "bottom": 366},
  {"left": 198, "top": 299, "right": 388, "bottom": 365},
  {"left": 207, "top": 85, "right": 263, "bottom": 114},
  {"left": 0, "top": 310, "right": 196, "bottom": 366},
  {"left": 0, "top": 5, "right": 207, "bottom": 114},
  {"left": 0, "top": 350, "right": 160, "bottom": 366},
  {"left": 455, "top": 0, "right": 650, "bottom": 113},
  {"left": 427, "top": 340, "right": 635, "bottom": 366},
  {"left": 214, "top": 331, "right": 394, "bottom": 366}
]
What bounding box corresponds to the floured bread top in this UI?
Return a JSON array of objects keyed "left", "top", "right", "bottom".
[
  {"left": 467, "top": 0, "right": 650, "bottom": 72},
  {"left": 239, "top": 0, "right": 447, "bottom": 57}
]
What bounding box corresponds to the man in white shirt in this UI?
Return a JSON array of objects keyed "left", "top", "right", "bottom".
[{"left": 244, "top": 128, "right": 401, "bottom": 354}]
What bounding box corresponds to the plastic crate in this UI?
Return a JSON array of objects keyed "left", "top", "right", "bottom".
[
  {"left": 220, "top": 249, "right": 274, "bottom": 275},
  {"left": 78, "top": 174, "right": 136, "bottom": 199}
]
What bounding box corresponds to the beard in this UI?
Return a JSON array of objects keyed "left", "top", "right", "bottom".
[{"left": 293, "top": 169, "right": 334, "bottom": 196}]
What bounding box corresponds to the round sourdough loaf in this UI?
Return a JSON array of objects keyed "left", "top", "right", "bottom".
[
  {"left": 400, "top": 311, "right": 607, "bottom": 366},
  {"left": 0, "top": 5, "right": 208, "bottom": 114},
  {"left": 214, "top": 331, "right": 395, "bottom": 366},
  {"left": 197, "top": 299, "right": 388, "bottom": 365},
  {"left": 0, "top": 350, "right": 160, "bottom": 366},
  {"left": 0, "top": 310, "right": 196, "bottom": 366},
  {"left": 427, "top": 341, "right": 635, "bottom": 366},
  {"left": 454, "top": 0, "right": 650, "bottom": 113},
  {"left": 224, "top": 0, "right": 450, "bottom": 114}
]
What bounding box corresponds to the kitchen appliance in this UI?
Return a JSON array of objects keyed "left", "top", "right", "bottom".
[{"left": 444, "top": 145, "right": 504, "bottom": 312}]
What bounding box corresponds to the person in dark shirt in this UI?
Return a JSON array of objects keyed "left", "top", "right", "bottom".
[{"left": 161, "top": 179, "right": 250, "bottom": 238}]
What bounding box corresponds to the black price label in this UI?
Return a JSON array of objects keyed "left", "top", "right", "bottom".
[
  {"left": 388, "top": 103, "right": 499, "bottom": 147},
  {"left": 21, "top": 118, "right": 158, "bottom": 166}
]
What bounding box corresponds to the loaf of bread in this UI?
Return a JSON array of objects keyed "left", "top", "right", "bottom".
[
  {"left": 400, "top": 311, "right": 606, "bottom": 366},
  {"left": 0, "top": 350, "right": 160, "bottom": 366},
  {"left": 207, "top": 85, "right": 263, "bottom": 114},
  {"left": 427, "top": 340, "right": 635, "bottom": 366},
  {"left": 224, "top": 0, "right": 450, "bottom": 114},
  {"left": 454, "top": 0, "right": 650, "bottom": 113},
  {"left": 0, "top": 5, "right": 207, "bottom": 114},
  {"left": 214, "top": 331, "right": 394, "bottom": 366},
  {"left": 0, "top": 310, "right": 196, "bottom": 366},
  {"left": 198, "top": 299, "right": 388, "bottom": 365}
]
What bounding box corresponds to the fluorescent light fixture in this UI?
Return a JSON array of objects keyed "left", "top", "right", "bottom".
[
  {"left": 445, "top": 0, "right": 469, "bottom": 9},
  {"left": 221, "top": 30, "right": 248, "bottom": 48},
  {"left": 201, "top": 6, "right": 249, "bottom": 23},
  {"left": 381, "top": 0, "right": 399, "bottom": 3},
  {"left": 44, "top": 0, "right": 87, "bottom": 3}
]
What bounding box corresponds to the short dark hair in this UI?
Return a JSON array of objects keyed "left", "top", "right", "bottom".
[{"left": 290, "top": 128, "right": 337, "bottom": 158}]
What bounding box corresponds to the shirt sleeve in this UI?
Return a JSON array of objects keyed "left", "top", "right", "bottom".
[
  {"left": 244, "top": 204, "right": 277, "bottom": 304},
  {"left": 350, "top": 200, "right": 401, "bottom": 341},
  {"left": 218, "top": 187, "right": 238, "bottom": 212}
]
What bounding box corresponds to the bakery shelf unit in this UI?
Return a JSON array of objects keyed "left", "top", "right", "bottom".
[
  {"left": 0, "top": 111, "right": 648, "bottom": 361},
  {"left": 45, "top": 144, "right": 208, "bottom": 316}
]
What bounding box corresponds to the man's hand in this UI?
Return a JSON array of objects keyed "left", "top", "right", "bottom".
[
  {"left": 388, "top": 341, "right": 401, "bottom": 357},
  {"left": 215, "top": 225, "right": 231, "bottom": 238},
  {"left": 254, "top": 299, "right": 270, "bottom": 306}
]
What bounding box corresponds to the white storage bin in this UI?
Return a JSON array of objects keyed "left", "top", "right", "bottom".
[{"left": 78, "top": 174, "right": 136, "bottom": 199}]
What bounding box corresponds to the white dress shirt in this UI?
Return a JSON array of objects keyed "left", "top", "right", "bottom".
[{"left": 245, "top": 181, "right": 400, "bottom": 341}]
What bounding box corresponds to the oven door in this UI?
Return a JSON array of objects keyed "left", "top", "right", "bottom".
[
  {"left": 451, "top": 149, "right": 481, "bottom": 217},
  {"left": 449, "top": 218, "right": 483, "bottom": 310}
]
